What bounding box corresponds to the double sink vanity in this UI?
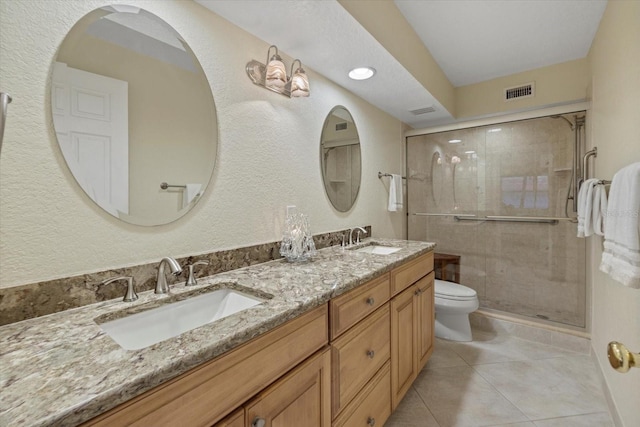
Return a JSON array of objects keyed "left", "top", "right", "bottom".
[{"left": 0, "top": 238, "right": 435, "bottom": 426}]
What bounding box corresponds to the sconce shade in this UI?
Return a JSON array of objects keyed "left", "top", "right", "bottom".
[
  {"left": 246, "top": 46, "right": 310, "bottom": 98},
  {"left": 290, "top": 66, "right": 310, "bottom": 97},
  {"left": 266, "top": 55, "right": 287, "bottom": 89}
]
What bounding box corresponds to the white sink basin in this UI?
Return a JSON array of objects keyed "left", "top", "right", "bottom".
[
  {"left": 98, "top": 289, "right": 265, "bottom": 350},
  {"left": 353, "top": 245, "right": 402, "bottom": 255}
]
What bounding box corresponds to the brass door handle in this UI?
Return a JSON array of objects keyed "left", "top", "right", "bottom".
[{"left": 607, "top": 341, "right": 638, "bottom": 373}]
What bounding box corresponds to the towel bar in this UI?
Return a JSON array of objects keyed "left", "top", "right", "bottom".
[
  {"left": 378, "top": 172, "right": 406, "bottom": 179},
  {"left": 160, "top": 182, "right": 187, "bottom": 189}
]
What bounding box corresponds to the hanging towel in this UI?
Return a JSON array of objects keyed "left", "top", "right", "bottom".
[
  {"left": 182, "top": 183, "right": 202, "bottom": 209},
  {"left": 387, "top": 174, "right": 403, "bottom": 212},
  {"left": 600, "top": 162, "right": 640, "bottom": 289},
  {"left": 592, "top": 183, "right": 608, "bottom": 236},
  {"left": 577, "top": 178, "right": 599, "bottom": 237}
]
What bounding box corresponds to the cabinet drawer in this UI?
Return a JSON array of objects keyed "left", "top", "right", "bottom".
[
  {"left": 332, "top": 361, "right": 391, "bottom": 427},
  {"left": 330, "top": 273, "right": 390, "bottom": 339},
  {"left": 84, "top": 305, "right": 328, "bottom": 427},
  {"left": 331, "top": 304, "right": 390, "bottom": 417},
  {"left": 390, "top": 252, "right": 433, "bottom": 296}
]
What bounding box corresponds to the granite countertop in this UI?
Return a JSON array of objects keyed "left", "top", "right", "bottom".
[{"left": 0, "top": 238, "right": 435, "bottom": 427}]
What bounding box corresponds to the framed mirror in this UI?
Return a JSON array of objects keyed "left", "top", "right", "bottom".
[
  {"left": 320, "top": 106, "right": 361, "bottom": 212},
  {"left": 51, "top": 5, "right": 217, "bottom": 226}
]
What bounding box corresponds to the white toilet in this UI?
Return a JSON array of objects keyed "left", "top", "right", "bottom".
[{"left": 434, "top": 279, "right": 479, "bottom": 342}]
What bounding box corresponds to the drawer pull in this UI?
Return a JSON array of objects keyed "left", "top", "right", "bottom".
[
  {"left": 414, "top": 289, "right": 422, "bottom": 296},
  {"left": 366, "top": 349, "right": 375, "bottom": 359},
  {"left": 252, "top": 417, "right": 266, "bottom": 427},
  {"left": 367, "top": 416, "right": 376, "bottom": 426},
  {"left": 366, "top": 297, "right": 375, "bottom": 306}
]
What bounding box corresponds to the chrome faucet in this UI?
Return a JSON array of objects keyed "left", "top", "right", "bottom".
[
  {"left": 349, "top": 227, "right": 367, "bottom": 246},
  {"left": 101, "top": 276, "right": 138, "bottom": 302},
  {"left": 155, "top": 257, "right": 183, "bottom": 294},
  {"left": 186, "top": 260, "right": 209, "bottom": 286}
]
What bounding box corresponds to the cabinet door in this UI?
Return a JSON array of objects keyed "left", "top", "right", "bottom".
[
  {"left": 415, "top": 273, "right": 435, "bottom": 372},
  {"left": 246, "top": 348, "right": 331, "bottom": 427},
  {"left": 390, "top": 285, "right": 417, "bottom": 411},
  {"left": 213, "top": 408, "right": 244, "bottom": 427}
]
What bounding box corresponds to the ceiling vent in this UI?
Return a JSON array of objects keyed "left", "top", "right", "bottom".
[
  {"left": 504, "top": 82, "right": 535, "bottom": 101},
  {"left": 335, "top": 122, "right": 348, "bottom": 131},
  {"left": 409, "top": 106, "right": 436, "bottom": 115}
]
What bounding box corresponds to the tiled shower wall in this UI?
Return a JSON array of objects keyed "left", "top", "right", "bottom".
[{"left": 407, "top": 114, "right": 587, "bottom": 327}]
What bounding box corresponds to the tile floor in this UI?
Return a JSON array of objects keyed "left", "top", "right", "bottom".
[{"left": 385, "top": 330, "right": 613, "bottom": 427}]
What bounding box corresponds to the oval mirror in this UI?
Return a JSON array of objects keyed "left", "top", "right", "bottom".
[
  {"left": 51, "top": 5, "right": 217, "bottom": 226},
  {"left": 320, "top": 106, "right": 361, "bottom": 212}
]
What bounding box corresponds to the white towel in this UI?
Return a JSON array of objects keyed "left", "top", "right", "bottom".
[
  {"left": 183, "top": 183, "right": 202, "bottom": 209},
  {"left": 600, "top": 162, "right": 640, "bottom": 289},
  {"left": 592, "top": 184, "right": 608, "bottom": 236},
  {"left": 577, "top": 178, "right": 599, "bottom": 237},
  {"left": 387, "top": 174, "right": 403, "bottom": 212}
]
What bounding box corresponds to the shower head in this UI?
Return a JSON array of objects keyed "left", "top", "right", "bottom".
[{"left": 550, "top": 115, "right": 575, "bottom": 131}]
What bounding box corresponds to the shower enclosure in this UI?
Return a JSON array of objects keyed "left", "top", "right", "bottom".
[{"left": 407, "top": 113, "right": 587, "bottom": 328}]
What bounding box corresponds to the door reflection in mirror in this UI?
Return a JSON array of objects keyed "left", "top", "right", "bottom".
[{"left": 51, "top": 5, "right": 217, "bottom": 226}]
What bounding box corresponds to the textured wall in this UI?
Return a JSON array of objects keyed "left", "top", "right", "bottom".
[
  {"left": 587, "top": 1, "right": 640, "bottom": 426},
  {"left": 455, "top": 58, "right": 589, "bottom": 119},
  {"left": 0, "top": 0, "right": 405, "bottom": 288}
]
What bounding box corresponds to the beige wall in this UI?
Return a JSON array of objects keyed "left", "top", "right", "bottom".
[
  {"left": 456, "top": 58, "right": 589, "bottom": 119},
  {"left": 0, "top": 0, "right": 405, "bottom": 288},
  {"left": 587, "top": 2, "right": 640, "bottom": 426},
  {"left": 338, "top": 0, "right": 456, "bottom": 116}
]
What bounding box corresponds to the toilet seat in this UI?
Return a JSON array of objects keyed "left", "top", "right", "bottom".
[{"left": 434, "top": 279, "right": 477, "bottom": 301}]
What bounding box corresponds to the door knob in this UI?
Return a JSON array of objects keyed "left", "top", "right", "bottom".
[{"left": 607, "top": 341, "right": 638, "bottom": 373}]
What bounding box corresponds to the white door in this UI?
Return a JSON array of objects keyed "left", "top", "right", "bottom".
[{"left": 52, "top": 62, "right": 129, "bottom": 215}]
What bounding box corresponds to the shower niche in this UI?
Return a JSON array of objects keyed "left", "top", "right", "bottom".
[{"left": 407, "top": 113, "right": 587, "bottom": 327}]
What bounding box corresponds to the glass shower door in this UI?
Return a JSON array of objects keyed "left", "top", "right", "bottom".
[{"left": 407, "top": 115, "right": 587, "bottom": 327}]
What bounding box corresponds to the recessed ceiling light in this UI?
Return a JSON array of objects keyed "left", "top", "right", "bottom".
[
  {"left": 488, "top": 128, "right": 502, "bottom": 133},
  {"left": 465, "top": 150, "right": 476, "bottom": 154},
  {"left": 348, "top": 67, "right": 376, "bottom": 80},
  {"left": 448, "top": 139, "right": 461, "bottom": 144}
]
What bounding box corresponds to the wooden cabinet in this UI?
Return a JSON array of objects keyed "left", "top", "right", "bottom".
[
  {"left": 331, "top": 304, "right": 390, "bottom": 416},
  {"left": 329, "top": 274, "right": 393, "bottom": 427},
  {"left": 84, "top": 306, "right": 328, "bottom": 427},
  {"left": 246, "top": 348, "right": 331, "bottom": 427},
  {"left": 390, "top": 271, "right": 435, "bottom": 410},
  {"left": 330, "top": 273, "right": 390, "bottom": 340},
  {"left": 332, "top": 361, "right": 391, "bottom": 427},
  {"left": 214, "top": 408, "right": 244, "bottom": 427},
  {"left": 390, "top": 252, "right": 433, "bottom": 296},
  {"left": 416, "top": 274, "right": 435, "bottom": 371},
  {"left": 84, "top": 250, "right": 435, "bottom": 427}
]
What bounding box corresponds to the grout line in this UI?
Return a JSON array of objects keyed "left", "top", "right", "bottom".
[{"left": 411, "top": 383, "right": 443, "bottom": 427}]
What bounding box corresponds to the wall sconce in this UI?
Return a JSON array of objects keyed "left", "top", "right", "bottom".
[{"left": 246, "top": 45, "right": 310, "bottom": 98}]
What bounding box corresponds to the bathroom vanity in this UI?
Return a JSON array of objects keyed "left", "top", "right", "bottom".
[{"left": 0, "top": 239, "right": 434, "bottom": 426}]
